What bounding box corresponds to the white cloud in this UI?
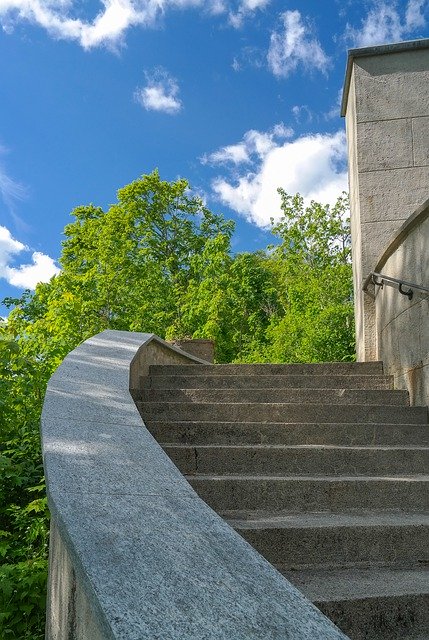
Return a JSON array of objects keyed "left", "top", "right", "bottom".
[
  {"left": 0, "top": 0, "right": 211, "bottom": 49},
  {"left": 6, "top": 251, "right": 60, "bottom": 289},
  {"left": 202, "top": 123, "right": 293, "bottom": 165},
  {"left": 135, "top": 67, "right": 182, "bottom": 115},
  {"left": 347, "top": 0, "right": 428, "bottom": 47},
  {"left": 267, "top": 10, "right": 330, "bottom": 78},
  {"left": 0, "top": 224, "right": 25, "bottom": 264},
  {"left": 231, "top": 45, "right": 265, "bottom": 72},
  {"left": 0, "top": 225, "right": 59, "bottom": 289},
  {"left": 0, "top": 0, "right": 272, "bottom": 48},
  {"left": 0, "top": 0, "right": 149, "bottom": 49},
  {"left": 405, "top": 0, "right": 428, "bottom": 29},
  {"left": 205, "top": 128, "right": 347, "bottom": 228},
  {"left": 228, "top": 0, "right": 270, "bottom": 28},
  {"left": 291, "top": 104, "right": 314, "bottom": 124}
]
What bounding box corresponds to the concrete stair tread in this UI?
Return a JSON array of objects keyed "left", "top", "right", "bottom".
[
  {"left": 141, "top": 388, "right": 411, "bottom": 406},
  {"left": 148, "top": 419, "right": 427, "bottom": 426},
  {"left": 166, "top": 443, "right": 429, "bottom": 450},
  {"left": 187, "top": 473, "right": 429, "bottom": 481},
  {"left": 142, "top": 359, "right": 428, "bottom": 639},
  {"left": 147, "top": 420, "right": 429, "bottom": 446},
  {"left": 139, "top": 402, "right": 428, "bottom": 425},
  {"left": 146, "top": 374, "right": 394, "bottom": 390},
  {"left": 149, "top": 362, "right": 385, "bottom": 375},
  {"left": 169, "top": 444, "right": 429, "bottom": 476},
  {"left": 278, "top": 566, "right": 429, "bottom": 601},
  {"left": 226, "top": 511, "right": 429, "bottom": 530}
]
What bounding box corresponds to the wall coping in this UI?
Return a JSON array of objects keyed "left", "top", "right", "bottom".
[
  {"left": 340, "top": 37, "right": 429, "bottom": 117},
  {"left": 41, "top": 330, "right": 347, "bottom": 639},
  {"left": 361, "top": 199, "right": 429, "bottom": 292}
]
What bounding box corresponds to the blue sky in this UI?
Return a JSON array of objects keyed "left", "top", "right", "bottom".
[{"left": 0, "top": 0, "right": 428, "bottom": 302}]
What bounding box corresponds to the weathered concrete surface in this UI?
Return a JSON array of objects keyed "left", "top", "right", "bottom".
[
  {"left": 42, "top": 330, "right": 348, "bottom": 640},
  {"left": 142, "top": 362, "right": 429, "bottom": 638},
  {"left": 231, "top": 511, "right": 429, "bottom": 569},
  {"left": 342, "top": 39, "right": 429, "bottom": 360},
  {"left": 169, "top": 338, "right": 215, "bottom": 363},
  {"left": 149, "top": 361, "right": 385, "bottom": 375},
  {"left": 145, "top": 372, "right": 394, "bottom": 390},
  {"left": 139, "top": 399, "right": 427, "bottom": 423},
  {"left": 141, "top": 387, "right": 409, "bottom": 405},
  {"left": 164, "top": 443, "right": 429, "bottom": 476},
  {"left": 372, "top": 200, "right": 429, "bottom": 406},
  {"left": 146, "top": 420, "right": 429, "bottom": 446},
  {"left": 189, "top": 474, "right": 429, "bottom": 514},
  {"left": 282, "top": 567, "right": 429, "bottom": 640}
]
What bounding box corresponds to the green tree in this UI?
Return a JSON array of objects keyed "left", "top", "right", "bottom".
[
  {"left": 0, "top": 324, "right": 49, "bottom": 640},
  {"left": 0, "top": 171, "right": 235, "bottom": 639},
  {"left": 264, "top": 191, "right": 355, "bottom": 362},
  {"left": 0, "top": 174, "right": 355, "bottom": 639},
  {"left": 55, "top": 170, "right": 233, "bottom": 340},
  {"left": 169, "top": 245, "right": 282, "bottom": 362}
]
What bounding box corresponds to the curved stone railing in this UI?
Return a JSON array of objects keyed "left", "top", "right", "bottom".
[
  {"left": 42, "top": 329, "right": 348, "bottom": 639},
  {"left": 364, "top": 199, "right": 429, "bottom": 407}
]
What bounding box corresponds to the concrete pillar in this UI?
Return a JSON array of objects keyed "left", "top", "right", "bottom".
[{"left": 341, "top": 39, "right": 429, "bottom": 360}]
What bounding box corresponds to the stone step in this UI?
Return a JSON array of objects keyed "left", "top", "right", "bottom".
[
  {"left": 145, "top": 359, "right": 429, "bottom": 640},
  {"left": 138, "top": 401, "right": 428, "bottom": 424},
  {"left": 278, "top": 566, "right": 429, "bottom": 640},
  {"left": 144, "top": 373, "right": 394, "bottom": 391},
  {"left": 141, "top": 387, "right": 409, "bottom": 406},
  {"left": 165, "top": 444, "right": 429, "bottom": 476},
  {"left": 187, "top": 475, "right": 429, "bottom": 513},
  {"left": 147, "top": 420, "right": 429, "bottom": 446},
  {"left": 227, "top": 511, "right": 429, "bottom": 570},
  {"left": 149, "top": 361, "right": 385, "bottom": 376}
]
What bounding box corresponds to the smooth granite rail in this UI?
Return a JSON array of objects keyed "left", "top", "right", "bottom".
[{"left": 41, "top": 329, "right": 348, "bottom": 639}]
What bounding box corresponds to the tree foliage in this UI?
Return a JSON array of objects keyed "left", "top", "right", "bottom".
[
  {"left": 263, "top": 191, "right": 354, "bottom": 363},
  {"left": 0, "top": 170, "right": 354, "bottom": 638},
  {"left": 0, "top": 330, "right": 49, "bottom": 639}
]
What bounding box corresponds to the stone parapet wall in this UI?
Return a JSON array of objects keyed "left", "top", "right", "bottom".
[
  {"left": 369, "top": 200, "right": 429, "bottom": 406},
  {"left": 168, "top": 338, "right": 215, "bottom": 363},
  {"left": 42, "top": 330, "right": 347, "bottom": 640}
]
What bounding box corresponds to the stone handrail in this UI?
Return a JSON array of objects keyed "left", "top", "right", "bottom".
[{"left": 42, "top": 329, "right": 348, "bottom": 639}]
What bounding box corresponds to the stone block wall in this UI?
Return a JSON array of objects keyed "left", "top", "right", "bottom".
[
  {"left": 168, "top": 339, "right": 215, "bottom": 363},
  {"left": 342, "top": 39, "right": 429, "bottom": 360}
]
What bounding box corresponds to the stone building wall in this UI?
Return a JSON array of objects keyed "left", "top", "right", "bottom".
[{"left": 342, "top": 39, "right": 429, "bottom": 361}]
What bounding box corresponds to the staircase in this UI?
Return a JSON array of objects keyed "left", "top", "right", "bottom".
[{"left": 136, "top": 361, "right": 429, "bottom": 640}]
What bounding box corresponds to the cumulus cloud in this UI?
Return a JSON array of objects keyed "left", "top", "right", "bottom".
[
  {"left": 347, "top": 0, "right": 428, "bottom": 47},
  {"left": 202, "top": 123, "right": 293, "bottom": 165},
  {"left": 0, "top": 0, "right": 273, "bottom": 48},
  {"left": 0, "top": 225, "right": 59, "bottom": 289},
  {"left": 6, "top": 251, "right": 60, "bottom": 289},
  {"left": 205, "top": 128, "right": 347, "bottom": 228},
  {"left": 267, "top": 10, "right": 330, "bottom": 78},
  {"left": 0, "top": 0, "right": 152, "bottom": 49},
  {"left": 135, "top": 67, "right": 182, "bottom": 115}
]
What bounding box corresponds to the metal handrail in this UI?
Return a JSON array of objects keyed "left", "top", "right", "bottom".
[{"left": 363, "top": 271, "right": 429, "bottom": 301}]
